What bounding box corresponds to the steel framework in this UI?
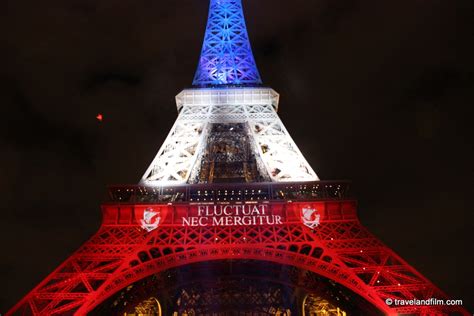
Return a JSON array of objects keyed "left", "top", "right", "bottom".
[
  {"left": 193, "top": 0, "right": 261, "bottom": 86},
  {"left": 7, "top": 185, "right": 467, "bottom": 315},
  {"left": 97, "top": 260, "right": 371, "bottom": 315},
  {"left": 141, "top": 88, "right": 318, "bottom": 185},
  {"left": 7, "top": 0, "right": 469, "bottom": 314}
]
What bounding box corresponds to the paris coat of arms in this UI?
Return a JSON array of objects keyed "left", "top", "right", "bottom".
[
  {"left": 301, "top": 207, "right": 320, "bottom": 229},
  {"left": 138, "top": 207, "right": 162, "bottom": 232}
]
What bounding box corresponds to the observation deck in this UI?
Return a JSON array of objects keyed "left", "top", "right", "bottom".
[{"left": 108, "top": 181, "right": 351, "bottom": 204}]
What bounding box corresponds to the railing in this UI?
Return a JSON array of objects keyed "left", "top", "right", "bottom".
[{"left": 107, "top": 181, "right": 351, "bottom": 204}]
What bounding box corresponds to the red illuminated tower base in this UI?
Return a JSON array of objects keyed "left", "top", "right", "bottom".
[
  {"left": 7, "top": 182, "right": 468, "bottom": 315},
  {"left": 7, "top": 0, "right": 469, "bottom": 314}
]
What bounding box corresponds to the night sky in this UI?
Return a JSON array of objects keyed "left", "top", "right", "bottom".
[{"left": 1, "top": 0, "right": 473, "bottom": 313}]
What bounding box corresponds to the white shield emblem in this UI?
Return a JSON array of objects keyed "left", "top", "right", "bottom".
[
  {"left": 301, "top": 207, "right": 320, "bottom": 229},
  {"left": 140, "top": 208, "right": 161, "bottom": 232}
]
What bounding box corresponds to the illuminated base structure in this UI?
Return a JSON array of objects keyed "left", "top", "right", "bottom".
[
  {"left": 7, "top": 182, "right": 468, "bottom": 315},
  {"left": 7, "top": 0, "right": 469, "bottom": 315}
]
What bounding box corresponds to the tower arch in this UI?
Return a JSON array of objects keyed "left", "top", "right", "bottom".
[
  {"left": 82, "top": 246, "right": 382, "bottom": 313},
  {"left": 92, "top": 259, "right": 382, "bottom": 315},
  {"left": 6, "top": 0, "right": 469, "bottom": 314}
]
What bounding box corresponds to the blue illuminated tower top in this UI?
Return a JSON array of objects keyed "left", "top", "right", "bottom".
[{"left": 193, "top": 0, "right": 262, "bottom": 86}]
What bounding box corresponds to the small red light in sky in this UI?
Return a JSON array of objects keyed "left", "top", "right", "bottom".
[{"left": 96, "top": 114, "right": 103, "bottom": 122}]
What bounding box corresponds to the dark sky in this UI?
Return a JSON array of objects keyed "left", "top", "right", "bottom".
[{"left": 1, "top": 0, "right": 473, "bottom": 312}]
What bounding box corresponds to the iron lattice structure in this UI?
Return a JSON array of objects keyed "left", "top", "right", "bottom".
[
  {"left": 7, "top": 0, "right": 469, "bottom": 315},
  {"left": 7, "top": 183, "right": 468, "bottom": 315},
  {"left": 193, "top": 0, "right": 262, "bottom": 86},
  {"left": 141, "top": 88, "right": 318, "bottom": 185}
]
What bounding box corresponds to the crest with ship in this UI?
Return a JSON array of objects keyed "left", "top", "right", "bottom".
[{"left": 8, "top": 1, "right": 468, "bottom": 315}]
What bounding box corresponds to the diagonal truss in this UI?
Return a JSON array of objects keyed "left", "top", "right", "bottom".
[
  {"left": 7, "top": 0, "right": 469, "bottom": 314},
  {"left": 193, "top": 0, "right": 262, "bottom": 86},
  {"left": 7, "top": 197, "right": 468, "bottom": 315},
  {"left": 141, "top": 88, "right": 318, "bottom": 184}
]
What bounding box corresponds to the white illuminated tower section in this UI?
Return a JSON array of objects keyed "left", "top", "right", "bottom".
[
  {"left": 8, "top": 1, "right": 469, "bottom": 315},
  {"left": 141, "top": 0, "right": 317, "bottom": 185}
]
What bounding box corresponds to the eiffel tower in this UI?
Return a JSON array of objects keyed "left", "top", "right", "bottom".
[{"left": 8, "top": 0, "right": 468, "bottom": 315}]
